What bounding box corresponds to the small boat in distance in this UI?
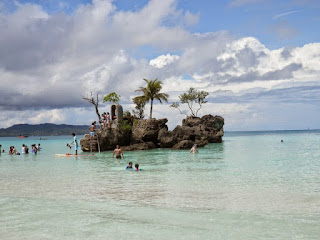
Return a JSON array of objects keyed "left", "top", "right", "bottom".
[{"left": 17, "top": 134, "right": 28, "bottom": 138}]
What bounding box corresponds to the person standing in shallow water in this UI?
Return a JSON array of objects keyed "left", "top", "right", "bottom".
[
  {"left": 112, "top": 145, "right": 124, "bottom": 159},
  {"left": 190, "top": 144, "right": 198, "bottom": 154},
  {"left": 70, "top": 133, "right": 78, "bottom": 155}
]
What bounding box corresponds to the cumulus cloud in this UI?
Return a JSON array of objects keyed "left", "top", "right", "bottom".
[
  {"left": 149, "top": 54, "right": 180, "bottom": 68},
  {"left": 0, "top": 0, "right": 319, "bottom": 130}
]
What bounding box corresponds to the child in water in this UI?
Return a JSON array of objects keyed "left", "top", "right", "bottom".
[
  {"left": 126, "top": 162, "right": 133, "bottom": 170},
  {"left": 135, "top": 163, "right": 142, "bottom": 171}
]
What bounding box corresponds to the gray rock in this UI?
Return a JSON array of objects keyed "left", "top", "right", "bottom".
[
  {"left": 172, "top": 140, "right": 194, "bottom": 149},
  {"left": 131, "top": 118, "right": 167, "bottom": 144},
  {"left": 122, "top": 142, "right": 155, "bottom": 151},
  {"left": 81, "top": 114, "right": 224, "bottom": 152}
]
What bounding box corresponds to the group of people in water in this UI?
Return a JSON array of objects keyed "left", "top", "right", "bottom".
[
  {"left": 126, "top": 162, "right": 141, "bottom": 171},
  {"left": 112, "top": 145, "right": 142, "bottom": 170},
  {"left": 0, "top": 143, "right": 41, "bottom": 155}
]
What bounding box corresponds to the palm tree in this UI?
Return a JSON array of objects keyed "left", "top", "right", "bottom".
[{"left": 135, "top": 78, "right": 169, "bottom": 119}]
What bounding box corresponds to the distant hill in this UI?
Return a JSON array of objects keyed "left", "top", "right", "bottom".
[{"left": 0, "top": 123, "right": 90, "bottom": 137}]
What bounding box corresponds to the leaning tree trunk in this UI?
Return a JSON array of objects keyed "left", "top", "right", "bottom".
[{"left": 95, "top": 105, "right": 101, "bottom": 122}]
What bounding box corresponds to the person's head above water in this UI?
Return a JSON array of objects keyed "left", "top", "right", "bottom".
[
  {"left": 135, "top": 163, "right": 139, "bottom": 170},
  {"left": 128, "top": 162, "right": 132, "bottom": 168}
]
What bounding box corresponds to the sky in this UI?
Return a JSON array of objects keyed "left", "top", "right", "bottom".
[{"left": 0, "top": 0, "right": 319, "bottom": 131}]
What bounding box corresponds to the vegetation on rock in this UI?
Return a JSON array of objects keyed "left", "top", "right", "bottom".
[
  {"left": 103, "top": 92, "right": 121, "bottom": 104},
  {"left": 170, "top": 87, "right": 209, "bottom": 117},
  {"left": 135, "top": 78, "right": 169, "bottom": 119},
  {"left": 132, "top": 96, "right": 146, "bottom": 119},
  {"left": 82, "top": 92, "right": 101, "bottom": 121}
]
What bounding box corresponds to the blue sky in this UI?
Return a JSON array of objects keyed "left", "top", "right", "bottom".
[
  {"left": 3, "top": 0, "right": 319, "bottom": 48},
  {"left": 0, "top": 0, "right": 319, "bottom": 130}
]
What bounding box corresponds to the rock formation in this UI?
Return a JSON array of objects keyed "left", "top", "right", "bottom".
[{"left": 80, "top": 113, "right": 224, "bottom": 152}]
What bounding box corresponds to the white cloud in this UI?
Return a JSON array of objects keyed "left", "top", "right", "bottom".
[
  {"left": 273, "top": 10, "right": 300, "bottom": 20},
  {"left": 183, "top": 10, "right": 199, "bottom": 26},
  {"left": 149, "top": 54, "right": 180, "bottom": 68},
  {"left": 0, "top": 0, "right": 319, "bottom": 130}
]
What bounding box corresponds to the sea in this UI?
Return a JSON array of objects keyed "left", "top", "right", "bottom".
[{"left": 0, "top": 130, "right": 319, "bottom": 240}]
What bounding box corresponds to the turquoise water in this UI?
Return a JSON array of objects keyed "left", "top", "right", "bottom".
[{"left": 0, "top": 131, "right": 319, "bottom": 240}]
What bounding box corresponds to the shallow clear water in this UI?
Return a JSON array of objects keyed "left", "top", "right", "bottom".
[{"left": 0, "top": 132, "right": 319, "bottom": 240}]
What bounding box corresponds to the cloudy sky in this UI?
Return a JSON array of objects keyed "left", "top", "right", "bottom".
[{"left": 0, "top": 0, "right": 319, "bottom": 130}]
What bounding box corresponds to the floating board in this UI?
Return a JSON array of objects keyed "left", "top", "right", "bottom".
[{"left": 55, "top": 154, "right": 95, "bottom": 157}]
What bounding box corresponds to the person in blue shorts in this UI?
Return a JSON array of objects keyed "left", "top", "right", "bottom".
[{"left": 70, "top": 133, "right": 78, "bottom": 155}]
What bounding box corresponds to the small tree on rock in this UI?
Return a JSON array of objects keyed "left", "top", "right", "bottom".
[
  {"left": 103, "top": 92, "right": 121, "bottom": 104},
  {"left": 170, "top": 87, "right": 209, "bottom": 117},
  {"left": 82, "top": 92, "right": 101, "bottom": 121},
  {"left": 132, "top": 96, "right": 146, "bottom": 119},
  {"left": 135, "top": 78, "right": 169, "bottom": 119}
]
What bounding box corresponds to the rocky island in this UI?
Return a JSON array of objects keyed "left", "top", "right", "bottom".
[{"left": 80, "top": 104, "right": 224, "bottom": 152}]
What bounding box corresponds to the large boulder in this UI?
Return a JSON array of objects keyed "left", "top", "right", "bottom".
[
  {"left": 179, "top": 115, "right": 224, "bottom": 143},
  {"left": 131, "top": 118, "right": 168, "bottom": 144},
  {"left": 80, "top": 123, "right": 131, "bottom": 151},
  {"left": 157, "top": 128, "right": 177, "bottom": 148}
]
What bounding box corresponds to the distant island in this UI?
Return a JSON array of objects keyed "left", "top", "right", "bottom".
[{"left": 0, "top": 123, "right": 89, "bottom": 137}]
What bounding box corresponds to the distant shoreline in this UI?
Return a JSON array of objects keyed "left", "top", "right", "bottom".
[{"left": 0, "top": 123, "right": 89, "bottom": 137}]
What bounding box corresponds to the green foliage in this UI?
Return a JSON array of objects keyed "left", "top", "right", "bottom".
[
  {"left": 120, "top": 120, "right": 132, "bottom": 132},
  {"left": 170, "top": 87, "right": 209, "bottom": 117},
  {"left": 133, "top": 119, "right": 139, "bottom": 126},
  {"left": 103, "top": 92, "right": 121, "bottom": 103},
  {"left": 135, "top": 78, "right": 169, "bottom": 119},
  {"left": 132, "top": 96, "right": 147, "bottom": 119}
]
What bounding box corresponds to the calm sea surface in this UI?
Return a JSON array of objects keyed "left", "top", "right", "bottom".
[{"left": 0, "top": 131, "right": 319, "bottom": 240}]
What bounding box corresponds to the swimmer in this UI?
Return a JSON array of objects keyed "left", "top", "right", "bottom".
[
  {"left": 21, "top": 144, "right": 26, "bottom": 154},
  {"left": 190, "top": 144, "right": 198, "bottom": 154},
  {"left": 112, "top": 145, "right": 124, "bottom": 159},
  {"left": 126, "top": 162, "right": 133, "bottom": 169},
  {"left": 31, "top": 144, "right": 37, "bottom": 154},
  {"left": 135, "top": 163, "right": 142, "bottom": 171}
]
